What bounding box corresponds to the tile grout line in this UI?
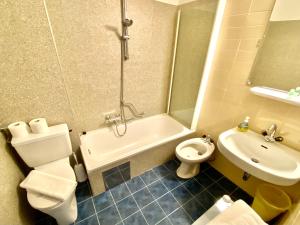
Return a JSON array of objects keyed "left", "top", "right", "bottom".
[
  {"left": 108, "top": 190, "right": 125, "bottom": 225},
  {"left": 75, "top": 213, "right": 97, "bottom": 225},
  {"left": 88, "top": 183, "right": 101, "bottom": 225},
  {"left": 119, "top": 171, "right": 150, "bottom": 225},
  {"left": 152, "top": 166, "right": 195, "bottom": 224},
  {"left": 139, "top": 174, "right": 171, "bottom": 225}
]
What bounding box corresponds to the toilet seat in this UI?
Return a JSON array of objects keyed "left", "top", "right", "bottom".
[{"left": 27, "top": 158, "right": 76, "bottom": 210}]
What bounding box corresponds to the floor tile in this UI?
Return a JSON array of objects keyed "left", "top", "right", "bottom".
[
  {"left": 204, "top": 167, "right": 223, "bottom": 181},
  {"left": 183, "top": 198, "right": 206, "bottom": 221},
  {"left": 148, "top": 180, "right": 168, "bottom": 198},
  {"left": 76, "top": 215, "right": 99, "bottom": 225},
  {"left": 123, "top": 211, "right": 147, "bottom": 225},
  {"left": 110, "top": 183, "right": 131, "bottom": 202},
  {"left": 76, "top": 185, "right": 91, "bottom": 203},
  {"left": 217, "top": 177, "right": 237, "bottom": 193},
  {"left": 161, "top": 174, "right": 182, "bottom": 191},
  {"left": 77, "top": 199, "right": 95, "bottom": 222},
  {"left": 93, "top": 191, "right": 114, "bottom": 212},
  {"left": 157, "top": 218, "right": 172, "bottom": 225},
  {"left": 140, "top": 170, "right": 158, "bottom": 185},
  {"left": 168, "top": 208, "right": 193, "bottom": 225},
  {"left": 195, "top": 190, "right": 216, "bottom": 209},
  {"left": 207, "top": 183, "right": 229, "bottom": 199},
  {"left": 133, "top": 187, "right": 154, "bottom": 208},
  {"left": 231, "top": 188, "right": 253, "bottom": 205},
  {"left": 164, "top": 160, "right": 179, "bottom": 172},
  {"left": 200, "top": 162, "right": 211, "bottom": 171},
  {"left": 126, "top": 176, "right": 145, "bottom": 193},
  {"left": 171, "top": 185, "right": 193, "bottom": 205},
  {"left": 104, "top": 171, "right": 125, "bottom": 189},
  {"left": 184, "top": 179, "right": 205, "bottom": 196},
  {"left": 142, "top": 202, "right": 166, "bottom": 225},
  {"left": 157, "top": 192, "right": 180, "bottom": 215},
  {"left": 35, "top": 217, "right": 57, "bottom": 225},
  {"left": 116, "top": 196, "right": 139, "bottom": 219},
  {"left": 195, "top": 173, "right": 214, "bottom": 187},
  {"left": 153, "top": 165, "right": 171, "bottom": 178},
  {"left": 97, "top": 205, "right": 121, "bottom": 225}
]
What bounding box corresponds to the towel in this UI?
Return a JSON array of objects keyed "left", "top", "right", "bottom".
[
  {"left": 20, "top": 170, "right": 77, "bottom": 201},
  {"left": 207, "top": 200, "right": 268, "bottom": 225}
]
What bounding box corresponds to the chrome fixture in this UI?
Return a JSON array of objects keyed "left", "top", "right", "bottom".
[
  {"left": 121, "top": 0, "right": 133, "bottom": 60},
  {"left": 202, "top": 135, "right": 214, "bottom": 145},
  {"left": 109, "top": 0, "right": 144, "bottom": 137},
  {"left": 263, "top": 124, "right": 283, "bottom": 142}
]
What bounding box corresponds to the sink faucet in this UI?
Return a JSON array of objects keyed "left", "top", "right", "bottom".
[{"left": 263, "top": 124, "right": 283, "bottom": 142}]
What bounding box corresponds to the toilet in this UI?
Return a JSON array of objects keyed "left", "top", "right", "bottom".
[
  {"left": 11, "top": 124, "right": 77, "bottom": 225},
  {"left": 176, "top": 138, "right": 215, "bottom": 178}
]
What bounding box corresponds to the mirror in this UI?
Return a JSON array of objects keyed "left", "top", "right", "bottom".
[{"left": 248, "top": 0, "right": 300, "bottom": 91}]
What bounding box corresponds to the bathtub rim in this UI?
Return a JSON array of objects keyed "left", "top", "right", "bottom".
[{"left": 80, "top": 114, "right": 195, "bottom": 173}]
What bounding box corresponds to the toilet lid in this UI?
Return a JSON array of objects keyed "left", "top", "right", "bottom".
[{"left": 27, "top": 158, "right": 76, "bottom": 210}]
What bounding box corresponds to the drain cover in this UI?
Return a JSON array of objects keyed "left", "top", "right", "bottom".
[{"left": 251, "top": 158, "right": 259, "bottom": 163}]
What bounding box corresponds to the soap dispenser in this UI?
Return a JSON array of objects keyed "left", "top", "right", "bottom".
[{"left": 238, "top": 116, "right": 250, "bottom": 132}]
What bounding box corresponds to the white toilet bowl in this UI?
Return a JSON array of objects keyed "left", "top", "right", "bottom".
[
  {"left": 27, "top": 158, "right": 77, "bottom": 225},
  {"left": 176, "top": 138, "right": 215, "bottom": 179}
]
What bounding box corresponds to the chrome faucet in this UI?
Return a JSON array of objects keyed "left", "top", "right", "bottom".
[
  {"left": 263, "top": 124, "right": 283, "bottom": 142},
  {"left": 202, "top": 135, "right": 214, "bottom": 145}
]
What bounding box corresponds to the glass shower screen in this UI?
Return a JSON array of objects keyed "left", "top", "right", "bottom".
[{"left": 168, "top": 0, "right": 219, "bottom": 129}]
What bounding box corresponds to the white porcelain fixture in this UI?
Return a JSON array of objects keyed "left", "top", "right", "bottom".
[
  {"left": 218, "top": 128, "right": 300, "bottom": 186},
  {"left": 175, "top": 138, "right": 215, "bottom": 178},
  {"left": 80, "top": 114, "right": 193, "bottom": 173},
  {"left": 11, "top": 124, "right": 77, "bottom": 225}
]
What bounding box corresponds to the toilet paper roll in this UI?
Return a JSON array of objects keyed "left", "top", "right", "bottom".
[
  {"left": 8, "top": 121, "right": 30, "bottom": 138},
  {"left": 74, "top": 164, "right": 87, "bottom": 183},
  {"left": 29, "top": 118, "right": 49, "bottom": 134}
]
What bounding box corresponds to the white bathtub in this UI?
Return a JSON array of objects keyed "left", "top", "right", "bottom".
[{"left": 80, "top": 114, "right": 193, "bottom": 173}]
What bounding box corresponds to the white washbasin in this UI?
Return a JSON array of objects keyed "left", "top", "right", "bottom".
[{"left": 218, "top": 128, "right": 300, "bottom": 186}]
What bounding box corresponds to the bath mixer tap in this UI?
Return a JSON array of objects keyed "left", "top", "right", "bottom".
[
  {"left": 262, "top": 124, "right": 283, "bottom": 142},
  {"left": 105, "top": 113, "right": 122, "bottom": 125}
]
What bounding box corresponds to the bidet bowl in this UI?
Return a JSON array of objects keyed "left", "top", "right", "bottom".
[{"left": 176, "top": 138, "right": 215, "bottom": 178}]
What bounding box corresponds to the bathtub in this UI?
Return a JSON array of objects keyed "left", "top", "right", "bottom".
[{"left": 80, "top": 114, "right": 193, "bottom": 174}]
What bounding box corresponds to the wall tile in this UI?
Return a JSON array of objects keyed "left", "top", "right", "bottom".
[{"left": 250, "top": 0, "right": 276, "bottom": 12}]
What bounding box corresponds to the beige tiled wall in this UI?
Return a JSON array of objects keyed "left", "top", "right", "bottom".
[
  {"left": 0, "top": 0, "right": 177, "bottom": 151},
  {"left": 197, "top": 0, "right": 300, "bottom": 223}
]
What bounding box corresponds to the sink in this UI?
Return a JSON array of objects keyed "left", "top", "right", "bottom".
[{"left": 218, "top": 128, "right": 300, "bottom": 186}]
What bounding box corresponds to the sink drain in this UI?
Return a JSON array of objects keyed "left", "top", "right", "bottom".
[{"left": 251, "top": 158, "right": 259, "bottom": 163}]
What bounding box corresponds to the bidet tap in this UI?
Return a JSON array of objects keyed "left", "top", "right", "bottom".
[
  {"left": 202, "top": 135, "right": 214, "bottom": 145},
  {"left": 262, "top": 124, "right": 283, "bottom": 143}
]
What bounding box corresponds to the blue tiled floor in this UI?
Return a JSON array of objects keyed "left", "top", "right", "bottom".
[{"left": 36, "top": 160, "right": 253, "bottom": 225}]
